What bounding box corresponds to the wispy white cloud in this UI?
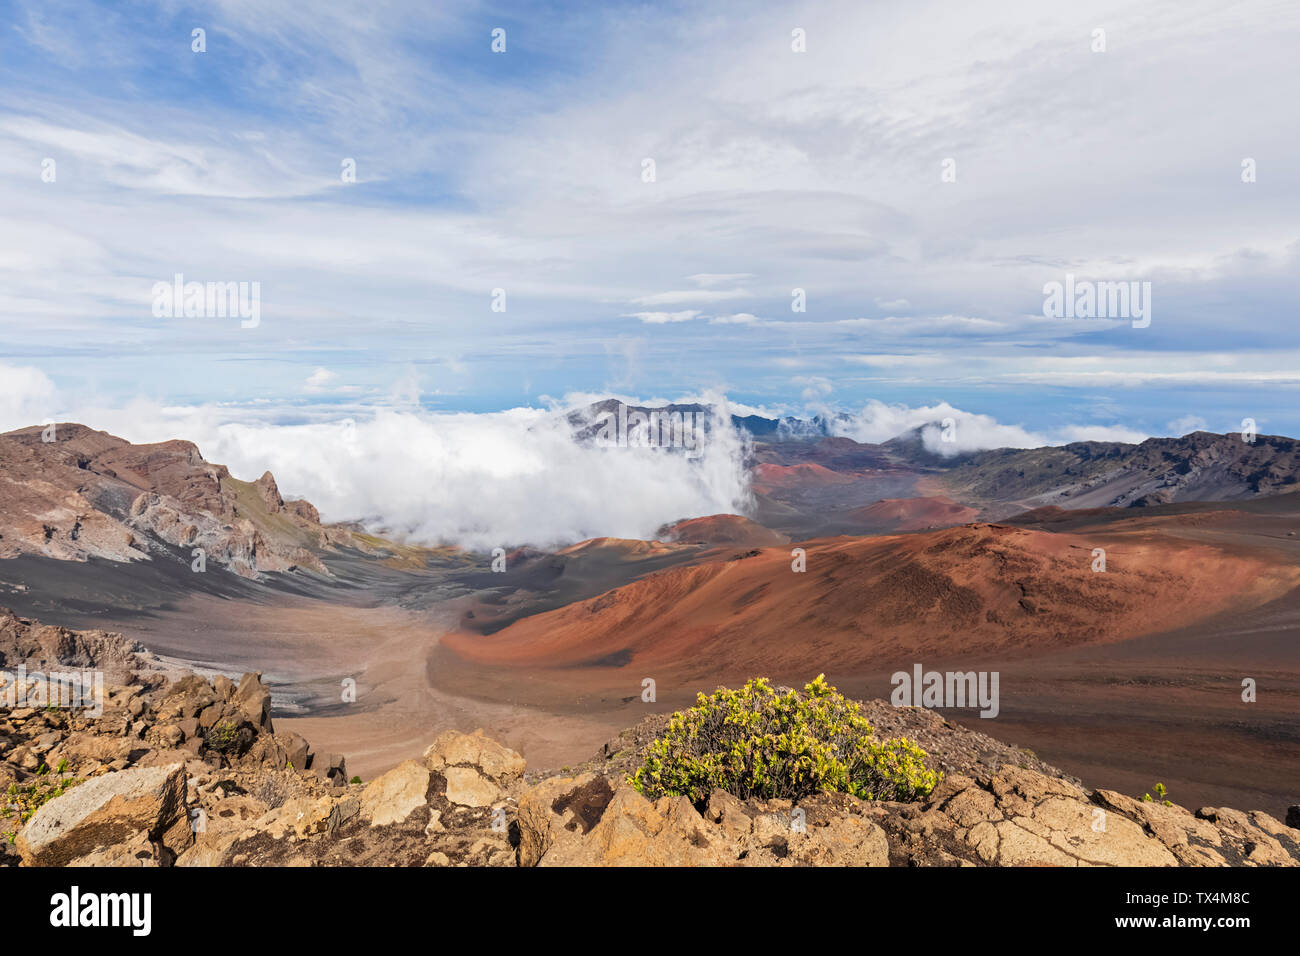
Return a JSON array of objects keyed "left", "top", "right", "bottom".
[
  {"left": 630, "top": 289, "right": 753, "bottom": 306},
  {"left": 304, "top": 367, "right": 339, "bottom": 391},
  {"left": 1, "top": 0, "right": 1297, "bottom": 433},
  {"left": 623, "top": 310, "right": 701, "bottom": 324}
]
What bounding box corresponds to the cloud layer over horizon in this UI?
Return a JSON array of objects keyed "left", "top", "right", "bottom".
[{"left": 0, "top": 366, "right": 1187, "bottom": 548}]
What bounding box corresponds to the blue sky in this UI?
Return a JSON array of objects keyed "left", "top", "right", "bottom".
[{"left": 2, "top": 0, "right": 1299, "bottom": 445}]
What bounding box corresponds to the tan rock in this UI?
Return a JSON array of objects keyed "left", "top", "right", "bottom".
[
  {"left": 17, "top": 762, "right": 190, "bottom": 867},
  {"left": 990, "top": 818, "right": 1080, "bottom": 866},
  {"left": 705, "top": 788, "right": 753, "bottom": 841},
  {"left": 67, "top": 830, "right": 162, "bottom": 867},
  {"left": 423, "top": 729, "right": 525, "bottom": 782},
  {"left": 1094, "top": 790, "right": 1226, "bottom": 866},
  {"left": 788, "top": 814, "right": 889, "bottom": 866},
  {"left": 360, "top": 760, "right": 431, "bottom": 826},
  {"left": 954, "top": 778, "right": 1179, "bottom": 867},
  {"left": 967, "top": 821, "right": 1001, "bottom": 862},
  {"left": 515, "top": 773, "right": 602, "bottom": 867},
  {"left": 539, "top": 783, "right": 731, "bottom": 867},
  {"left": 176, "top": 794, "right": 269, "bottom": 867},
  {"left": 54, "top": 731, "right": 133, "bottom": 767},
  {"left": 443, "top": 766, "right": 501, "bottom": 808},
  {"left": 1034, "top": 797, "right": 1177, "bottom": 866},
  {"left": 942, "top": 785, "right": 1001, "bottom": 827}
]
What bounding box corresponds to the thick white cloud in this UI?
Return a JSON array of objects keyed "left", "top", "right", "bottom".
[
  {"left": 183, "top": 404, "right": 754, "bottom": 550},
  {"left": 830, "top": 399, "right": 1149, "bottom": 455},
  {"left": 1, "top": 378, "right": 755, "bottom": 551},
  {"left": 0, "top": 361, "right": 1180, "bottom": 535},
  {"left": 0, "top": 364, "right": 58, "bottom": 427}
]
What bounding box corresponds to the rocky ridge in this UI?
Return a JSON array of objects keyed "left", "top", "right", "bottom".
[
  {"left": 2, "top": 610, "right": 1298, "bottom": 868},
  {"left": 0, "top": 423, "right": 371, "bottom": 578},
  {"left": 936, "top": 431, "right": 1300, "bottom": 510}
]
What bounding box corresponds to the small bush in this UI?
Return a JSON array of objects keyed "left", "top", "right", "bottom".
[
  {"left": 206, "top": 720, "right": 240, "bottom": 755},
  {"left": 252, "top": 775, "right": 289, "bottom": 810},
  {"left": 631, "top": 675, "right": 940, "bottom": 803},
  {"left": 1141, "top": 782, "right": 1173, "bottom": 806},
  {"left": 2, "top": 772, "right": 82, "bottom": 844}
]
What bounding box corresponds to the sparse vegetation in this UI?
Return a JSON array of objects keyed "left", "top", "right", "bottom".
[
  {"left": 1142, "top": 781, "right": 1173, "bottom": 806},
  {"left": 1, "top": 769, "right": 82, "bottom": 844},
  {"left": 206, "top": 720, "right": 240, "bottom": 754},
  {"left": 252, "top": 774, "right": 289, "bottom": 810},
  {"left": 632, "top": 675, "right": 941, "bottom": 803}
]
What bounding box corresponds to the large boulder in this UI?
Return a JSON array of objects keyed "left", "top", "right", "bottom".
[
  {"left": 443, "top": 767, "right": 501, "bottom": 808},
  {"left": 311, "top": 751, "right": 348, "bottom": 786},
  {"left": 16, "top": 763, "right": 190, "bottom": 867},
  {"left": 921, "top": 768, "right": 1180, "bottom": 867},
  {"left": 231, "top": 672, "right": 274, "bottom": 733},
  {"left": 516, "top": 773, "right": 602, "bottom": 867},
  {"left": 278, "top": 731, "right": 311, "bottom": 772},
  {"left": 360, "top": 760, "right": 431, "bottom": 826},
  {"left": 423, "top": 729, "right": 523, "bottom": 809},
  {"left": 531, "top": 781, "right": 732, "bottom": 867},
  {"left": 515, "top": 772, "right": 891, "bottom": 867},
  {"left": 423, "top": 729, "right": 526, "bottom": 782},
  {"left": 567, "top": 785, "right": 730, "bottom": 866}
]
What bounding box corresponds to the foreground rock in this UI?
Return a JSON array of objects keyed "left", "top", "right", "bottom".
[
  {"left": 1, "top": 614, "right": 354, "bottom": 866},
  {"left": 3, "top": 611, "right": 1298, "bottom": 867},
  {"left": 17, "top": 763, "right": 189, "bottom": 866},
  {"left": 508, "top": 713, "right": 1300, "bottom": 868},
  {"left": 510, "top": 758, "right": 1300, "bottom": 868},
  {"left": 424, "top": 728, "right": 526, "bottom": 808},
  {"left": 516, "top": 776, "right": 889, "bottom": 867},
  {"left": 360, "top": 761, "right": 431, "bottom": 826}
]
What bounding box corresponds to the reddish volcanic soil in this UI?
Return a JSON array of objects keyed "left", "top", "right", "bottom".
[
  {"left": 552, "top": 537, "right": 680, "bottom": 560},
  {"left": 658, "top": 513, "right": 790, "bottom": 547},
  {"left": 431, "top": 510, "right": 1300, "bottom": 815},
  {"left": 752, "top": 462, "right": 857, "bottom": 493},
  {"left": 439, "top": 522, "right": 1300, "bottom": 685},
  {"left": 846, "top": 495, "right": 979, "bottom": 532}
]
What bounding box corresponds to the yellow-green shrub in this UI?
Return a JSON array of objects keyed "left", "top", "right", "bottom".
[
  {"left": 631, "top": 675, "right": 940, "bottom": 803},
  {"left": 2, "top": 768, "right": 82, "bottom": 844}
]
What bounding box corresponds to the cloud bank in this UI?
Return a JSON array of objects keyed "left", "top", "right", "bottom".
[
  {"left": 0, "top": 367, "right": 1163, "bottom": 544},
  {"left": 0, "top": 375, "right": 755, "bottom": 550},
  {"left": 828, "top": 400, "right": 1149, "bottom": 456}
]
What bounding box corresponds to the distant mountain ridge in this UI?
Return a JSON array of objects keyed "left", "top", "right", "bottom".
[
  {"left": 5, "top": 413, "right": 1299, "bottom": 580},
  {"left": 0, "top": 423, "right": 370, "bottom": 577},
  {"left": 933, "top": 430, "right": 1300, "bottom": 510},
  {"left": 564, "top": 398, "right": 843, "bottom": 445},
  {"left": 564, "top": 400, "right": 1300, "bottom": 520}
]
